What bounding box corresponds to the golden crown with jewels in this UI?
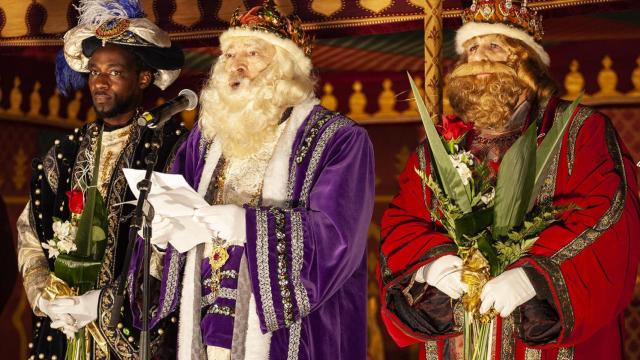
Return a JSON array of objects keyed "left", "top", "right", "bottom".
[
  {"left": 462, "top": 0, "right": 544, "bottom": 42},
  {"left": 230, "top": 0, "right": 313, "bottom": 57}
]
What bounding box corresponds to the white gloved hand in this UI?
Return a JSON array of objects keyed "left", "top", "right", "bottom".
[
  {"left": 480, "top": 268, "right": 536, "bottom": 317},
  {"left": 138, "top": 214, "right": 174, "bottom": 250},
  {"left": 193, "top": 204, "right": 246, "bottom": 246},
  {"left": 48, "top": 290, "right": 101, "bottom": 329},
  {"left": 422, "top": 255, "right": 468, "bottom": 299},
  {"left": 50, "top": 317, "right": 79, "bottom": 339},
  {"left": 38, "top": 295, "right": 77, "bottom": 338}
]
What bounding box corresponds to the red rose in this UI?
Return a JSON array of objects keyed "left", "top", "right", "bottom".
[
  {"left": 488, "top": 160, "right": 501, "bottom": 176},
  {"left": 66, "top": 190, "right": 84, "bottom": 214},
  {"left": 437, "top": 114, "right": 474, "bottom": 141}
]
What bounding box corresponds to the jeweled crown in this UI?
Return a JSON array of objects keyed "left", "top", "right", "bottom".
[
  {"left": 230, "top": 0, "right": 313, "bottom": 57},
  {"left": 462, "top": 0, "right": 544, "bottom": 42}
]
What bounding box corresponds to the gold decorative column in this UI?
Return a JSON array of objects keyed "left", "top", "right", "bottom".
[{"left": 423, "top": 0, "right": 443, "bottom": 121}]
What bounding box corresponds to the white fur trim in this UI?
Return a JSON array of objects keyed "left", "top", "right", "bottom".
[
  {"left": 220, "top": 28, "right": 312, "bottom": 75},
  {"left": 455, "top": 22, "right": 550, "bottom": 66},
  {"left": 178, "top": 139, "right": 221, "bottom": 359},
  {"left": 261, "top": 97, "right": 320, "bottom": 207},
  {"left": 244, "top": 294, "right": 271, "bottom": 360},
  {"left": 178, "top": 245, "right": 205, "bottom": 359},
  {"left": 207, "top": 346, "right": 231, "bottom": 360}
]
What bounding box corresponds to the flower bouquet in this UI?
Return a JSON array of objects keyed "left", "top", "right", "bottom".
[
  {"left": 42, "top": 128, "right": 109, "bottom": 359},
  {"left": 408, "top": 75, "right": 580, "bottom": 360}
]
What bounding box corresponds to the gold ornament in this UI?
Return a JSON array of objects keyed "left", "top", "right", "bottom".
[
  {"left": 230, "top": 0, "right": 314, "bottom": 57},
  {"left": 462, "top": 0, "right": 543, "bottom": 42}
]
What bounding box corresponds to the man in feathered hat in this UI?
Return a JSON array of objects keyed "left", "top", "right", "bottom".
[
  {"left": 17, "top": 1, "right": 187, "bottom": 359},
  {"left": 126, "top": 1, "right": 374, "bottom": 359},
  {"left": 378, "top": 0, "right": 640, "bottom": 359}
]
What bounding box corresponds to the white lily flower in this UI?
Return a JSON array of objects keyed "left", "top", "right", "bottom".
[
  {"left": 57, "top": 239, "right": 77, "bottom": 254},
  {"left": 53, "top": 220, "right": 76, "bottom": 243},
  {"left": 42, "top": 240, "right": 60, "bottom": 259}
]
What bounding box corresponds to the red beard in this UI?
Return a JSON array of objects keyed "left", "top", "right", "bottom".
[{"left": 447, "top": 61, "right": 528, "bottom": 130}]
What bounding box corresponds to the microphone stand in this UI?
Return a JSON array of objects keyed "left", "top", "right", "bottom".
[{"left": 109, "top": 123, "right": 164, "bottom": 360}]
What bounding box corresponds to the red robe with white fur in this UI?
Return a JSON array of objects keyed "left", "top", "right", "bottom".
[{"left": 378, "top": 98, "right": 640, "bottom": 359}]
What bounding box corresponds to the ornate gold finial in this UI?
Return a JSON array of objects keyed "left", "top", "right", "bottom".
[
  {"left": 462, "top": 0, "right": 543, "bottom": 42},
  {"left": 67, "top": 91, "right": 83, "bottom": 120},
  {"left": 13, "top": 147, "right": 27, "bottom": 191},
  {"left": 310, "top": 0, "right": 342, "bottom": 17},
  {"left": 347, "top": 81, "right": 368, "bottom": 120},
  {"left": 29, "top": 81, "right": 43, "bottom": 117},
  {"left": 403, "top": 76, "right": 424, "bottom": 117},
  {"left": 562, "top": 59, "right": 587, "bottom": 101},
  {"left": 8, "top": 76, "right": 23, "bottom": 115},
  {"left": 48, "top": 88, "right": 61, "bottom": 120},
  {"left": 171, "top": 0, "right": 202, "bottom": 27},
  {"left": 230, "top": 0, "right": 313, "bottom": 57},
  {"left": 593, "top": 55, "right": 622, "bottom": 98},
  {"left": 628, "top": 56, "right": 640, "bottom": 97},
  {"left": 374, "top": 78, "right": 399, "bottom": 118},
  {"left": 320, "top": 82, "right": 338, "bottom": 111}
]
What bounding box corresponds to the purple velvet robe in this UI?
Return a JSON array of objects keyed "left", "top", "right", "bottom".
[{"left": 128, "top": 105, "right": 375, "bottom": 359}]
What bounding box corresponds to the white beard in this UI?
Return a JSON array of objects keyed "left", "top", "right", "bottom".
[{"left": 200, "top": 63, "right": 287, "bottom": 159}]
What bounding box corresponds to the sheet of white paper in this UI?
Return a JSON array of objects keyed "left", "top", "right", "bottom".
[
  {"left": 160, "top": 216, "right": 212, "bottom": 253},
  {"left": 123, "top": 168, "right": 212, "bottom": 252}
]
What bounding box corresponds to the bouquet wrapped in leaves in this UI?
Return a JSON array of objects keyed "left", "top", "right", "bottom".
[
  {"left": 408, "top": 75, "right": 580, "bottom": 360},
  {"left": 41, "top": 128, "right": 109, "bottom": 359}
]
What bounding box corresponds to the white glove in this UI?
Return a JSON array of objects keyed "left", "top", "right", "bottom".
[
  {"left": 138, "top": 214, "right": 174, "bottom": 250},
  {"left": 193, "top": 204, "right": 247, "bottom": 246},
  {"left": 49, "top": 320, "right": 78, "bottom": 339},
  {"left": 480, "top": 268, "right": 536, "bottom": 317},
  {"left": 48, "top": 290, "right": 101, "bottom": 330},
  {"left": 37, "top": 295, "right": 77, "bottom": 338},
  {"left": 420, "top": 255, "right": 468, "bottom": 299}
]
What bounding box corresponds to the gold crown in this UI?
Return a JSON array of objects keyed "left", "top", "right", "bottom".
[
  {"left": 230, "top": 0, "right": 313, "bottom": 57},
  {"left": 462, "top": 0, "right": 543, "bottom": 42}
]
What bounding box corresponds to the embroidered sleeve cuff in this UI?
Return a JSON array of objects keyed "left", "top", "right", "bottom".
[
  {"left": 245, "top": 207, "right": 310, "bottom": 333},
  {"left": 516, "top": 257, "right": 571, "bottom": 346}
]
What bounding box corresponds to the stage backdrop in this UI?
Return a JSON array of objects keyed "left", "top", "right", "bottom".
[{"left": 2, "top": 1, "right": 640, "bottom": 359}]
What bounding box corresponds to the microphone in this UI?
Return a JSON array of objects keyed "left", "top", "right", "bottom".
[{"left": 137, "top": 89, "right": 198, "bottom": 127}]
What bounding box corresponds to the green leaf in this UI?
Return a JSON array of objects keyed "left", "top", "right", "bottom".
[
  {"left": 454, "top": 207, "right": 494, "bottom": 239},
  {"left": 91, "top": 225, "right": 106, "bottom": 242},
  {"left": 408, "top": 74, "right": 472, "bottom": 213},
  {"left": 476, "top": 235, "right": 501, "bottom": 277},
  {"left": 74, "top": 127, "right": 108, "bottom": 258},
  {"left": 54, "top": 253, "right": 103, "bottom": 294},
  {"left": 528, "top": 94, "right": 583, "bottom": 210},
  {"left": 493, "top": 124, "right": 537, "bottom": 238}
]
